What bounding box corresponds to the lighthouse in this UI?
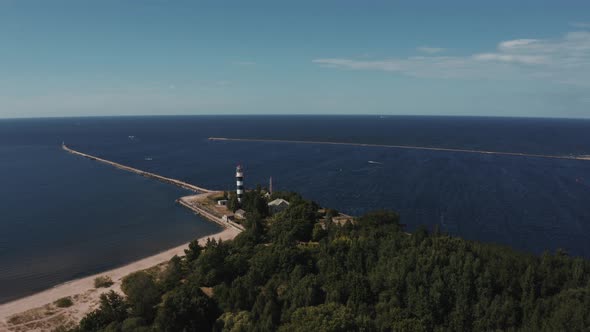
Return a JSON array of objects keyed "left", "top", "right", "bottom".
[{"left": 236, "top": 165, "right": 244, "bottom": 203}]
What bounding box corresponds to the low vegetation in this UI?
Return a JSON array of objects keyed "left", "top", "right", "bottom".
[
  {"left": 94, "top": 276, "right": 114, "bottom": 289},
  {"left": 71, "top": 191, "right": 590, "bottom": 331},
  {"left": 54, "top": 296, "right": 74, "bottom": 308}
]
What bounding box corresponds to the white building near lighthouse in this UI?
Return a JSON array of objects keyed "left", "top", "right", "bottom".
[{"left": 268, "top": 198, "right": 290, "bottom": 215}]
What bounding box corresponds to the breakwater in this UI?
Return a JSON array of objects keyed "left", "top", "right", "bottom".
[
  {"left": 62, "top": 144, "right": 243, "bottom": 232},
  {"left": 62, "top": 144, "right": 215, "bottom": 193},
  {"left": 208, "top": 137, "right": 590, "bottom": 161}
]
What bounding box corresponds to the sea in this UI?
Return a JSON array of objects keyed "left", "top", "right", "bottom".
[{"left": 1, "top": 115, "right": 590, "bottom": 303}]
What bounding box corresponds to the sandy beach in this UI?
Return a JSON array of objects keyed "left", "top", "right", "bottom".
[{"left": 0, "top": 226, "right": 240, "bottom": 331}]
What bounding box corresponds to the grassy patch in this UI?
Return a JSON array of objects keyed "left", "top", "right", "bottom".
[
  {"left": 54, "top": 297, "right": 73, "bottom": 308},
  {"left": 94, "top": 275, "right": 114, "bottom": 288}
]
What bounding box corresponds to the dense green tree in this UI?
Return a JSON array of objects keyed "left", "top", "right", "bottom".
[
  {"left": 75, "top": 191, "right": 590, "bottom": 332},
  {"left": 312, "top": 223, "right": 327, "bottom": 242},
  {"left": 185, "top": 239, "right": 203, "bottom": 262},
  {"left": 121, "top": 317, "right": 150, "bottom": 332},
  {"left": 121, "top": 271, "right": 161, "bottom": 322},
  {"left": 215, "top": 311, "right": 253, "bottom": 332},
  {"left": 278, "top": 303, "right": 358, "bottom": 332},
  {"left": 227, "top": 191, "right": 240, "bottom": 212},
  {"left": 154, "top": 280, "right": 220, "bottom": 332},
  {"left": 78, "top": 291, "right": 128, "bottom": 332},
  {"left": 193, "top": 238, "right": 232, "bottom": 286},
  {"left": 390, "top": 318, "right": 427, "bottom": 332},
  {"left": 161, "top": 255, "right": 184, "bottom": 292},
  {"left": 234, "top": 189, "right": 270, "bottom": 218}
]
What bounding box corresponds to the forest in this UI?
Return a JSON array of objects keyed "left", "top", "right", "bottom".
[{"left": 69, "top": 191, "right": 590, "bottom": 331}]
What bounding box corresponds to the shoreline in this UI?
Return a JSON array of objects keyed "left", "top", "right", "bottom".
[
  {"left": 0, "top": 145, "right": 243, "bottom": 330},
  {"left": 0, "top": 226, "right": 241, "bottom": 329}
]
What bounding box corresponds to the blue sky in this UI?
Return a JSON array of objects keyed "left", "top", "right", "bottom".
[{"left": 1, "top": 0, "right": 589, "bottom": 118}]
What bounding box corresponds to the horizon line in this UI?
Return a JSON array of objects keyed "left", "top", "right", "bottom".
[{"left": 1, "top": 113, "right": 590, "bottom": 121}]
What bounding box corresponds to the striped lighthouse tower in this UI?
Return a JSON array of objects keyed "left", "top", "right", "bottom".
[{"left": 236, "top": 165, "right": 244, "bottom": 203}]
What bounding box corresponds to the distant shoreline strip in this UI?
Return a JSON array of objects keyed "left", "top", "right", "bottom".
[
  {"left": 208, "top": 137, "right": 590, "bottom": 161},
  {"left": 62, "top": 144, "right": 215, "bottom": 193}
]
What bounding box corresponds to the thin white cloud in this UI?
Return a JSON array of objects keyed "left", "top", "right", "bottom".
[
  {"left": 313, "top": 30, "right": 590, "bottom": 85},
  {"left": 417, "top": 46, "right": 445, "bottom": 54},
  {"left": 498, "top": 39, "right": 538, "bottom": 50},
  {"left": 473, "top": 53, "right": 548, "bottom": 65}
]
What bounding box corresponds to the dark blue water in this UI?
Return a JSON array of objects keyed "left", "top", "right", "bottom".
[
  {"left": 0, "top": 121, "right": 222, "bottom": 304},
  {"left": 1, "top": 115, "right": 590, "bottom": 303}
]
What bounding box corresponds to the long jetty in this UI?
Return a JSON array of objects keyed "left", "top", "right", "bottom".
[
  {"left": 209, "top": 137, "right": 590, "bottom": 162},
  {"left": 62, "top": 144, "right": 215, "bottom": 193},
  {"left": 61, "top": 144, "right": 246, "bottom": 231}
]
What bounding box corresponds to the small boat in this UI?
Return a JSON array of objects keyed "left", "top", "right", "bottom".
[
  {"left": 368, "top": 160, "right": 383, "bottom": 165},
  {"left": 144, "top": 157, "right": 153, "bottom": 161}
]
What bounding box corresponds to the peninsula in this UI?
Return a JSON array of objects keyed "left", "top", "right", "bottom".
[{"left": 56, "top": 187, "right": 590, "bottom": 331}]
